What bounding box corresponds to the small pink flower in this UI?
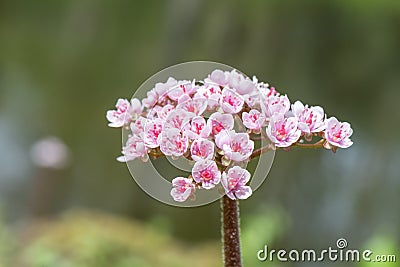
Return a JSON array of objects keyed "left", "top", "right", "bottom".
[
  {"left": 207, "top": 69, "right": 229, "bottom": 86},
  {"left": 243, "top": 90, "right": 261, "bottom": 108},
  {"left": 227, "top": 70, "right": 244, "bottom": 90},
  {"left": 154, "top": 77, "right": 177, "bottom": 99},
  {"left": 160, "top": 127, "right": 189, "bottom": 157},
  {"left": 220, "top": 87, "right": 244, "bottom": 114},
  {"left": 292, "top": 101, "right": 325, "bottom": 133},
  {"left": 117, "top": 134, "right": 148, "bottom": 162},
  {"left": 193, "top": 85, "right": 222, "bottom": 109},
  {"left": 156, "top": 104, "right": 175, "bottom": 119},
  {"left": 176, "top": 95, "right": 207, "bottom": 116},
  {"left": 170, "top": 177, "right": 195, "bottom": 202},
  {"left": 260, "top": 94, "right": 290, "bottom": 118},
  {"left": 324, "top": 117, "right": 353, "bottom": 148},
  {"left": 207, "top": 112, "right": 234, "bottom": 136},
  {"left": 146, "top": 105, "right": 162, "bottom": 120},
  {"left": 184, "top": 116, "right": 211, "bottom": 139},
  {"left": 253, "top": 76, "right": 273, "bottom": 96},
  {"left": 142, "top": 89, "right": 158, "bottom": 108},
  {"left": 221, "top": 166, "right": 252, "bottom": 200},
  {"left": 130, "top": 116, "right": 146, "bottom": 135},
  {"left": 242, "top": 109, "right": 266, "bottom": 131},
  {"left": 165, "top": 109, "right": 194, "bottom": 130},
  {"left": 130, "top": 98, "right": 143, "bottom": 115},
  {"left": 144, "top": 118, "right": 164, "bottom": 148},
  {"left": 106, "top": 98, "right": 137, "bottom": 127},
  {"left": 266, "top": 113, "right": 301, "bottom": 147},
  {"left": 215, "top": 130, "right": 254, "bottom": 162},
  {"left": 190, "top": 138, "right": 215, "bottom": 161},
  {"left": 167, "top": 81, "right": 197, "bottom": 101},
  {"left": 192, "top": 159, "right": 221, "bottom": 189},
  {"left": 236, "top": 78, "right": 256, "bottom": 95}
]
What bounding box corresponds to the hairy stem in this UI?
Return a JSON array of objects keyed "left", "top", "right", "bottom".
[{"left": 221, "top": 195, "right": 242, "bottom": 267}]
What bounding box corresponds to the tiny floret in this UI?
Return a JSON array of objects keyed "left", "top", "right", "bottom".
[
  {"left": 324, "top": 117, "right": 353, "bottom": 148},
  {"left": 221, "top": 166, "right": 252, "bottom": 200},
  {"left": 192, "top": 160, "right": 221, "bottom": 189},
  {"left": 170, "top": 177, "right": 195, "bottom": 202}
]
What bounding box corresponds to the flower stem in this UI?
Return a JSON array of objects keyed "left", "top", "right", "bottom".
[
  {"left": 250, "top": 143, "right": 275, "bottom": 160},
  {"left": 221, "top": 195, "right": 242, "bottom": 267},
  {"left": 292, "top": 139, "right": 325, "bottom": 149}
]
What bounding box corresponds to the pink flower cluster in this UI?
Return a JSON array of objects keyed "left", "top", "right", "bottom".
[{"left": 107, "top": 69, "right": 353, "bottom": 202}]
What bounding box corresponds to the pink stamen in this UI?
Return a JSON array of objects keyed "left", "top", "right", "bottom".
[
  {"left": 306, "top": 113, "right": 314, "bottom": 125},
  {"left": 232, "top": 142, "right": 242, "bottom": 152}
]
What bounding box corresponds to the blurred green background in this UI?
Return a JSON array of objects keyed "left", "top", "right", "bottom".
[{"left": 0, "top": 0, "right": 399, "bottom": 266}]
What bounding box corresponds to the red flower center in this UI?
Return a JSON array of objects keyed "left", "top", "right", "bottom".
[{"left": 201, "top": 170, "right": 213, "bottom": 181}]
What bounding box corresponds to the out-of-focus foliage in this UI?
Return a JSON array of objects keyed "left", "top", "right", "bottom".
[
  {"left": 241, "top": 205, "right": 289, "bottom": 267},
  {"left": 0, "top": 212, "right": 13, "bottom": 267},
  {"left": 17, "top": 210, "right": 220, "bottom": 267},
  {"left": 358, "top": 234, "right": 398, "bottom": 267},
  {"left": 0, "top": 208, "right": 285, "bottom": 267}
]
